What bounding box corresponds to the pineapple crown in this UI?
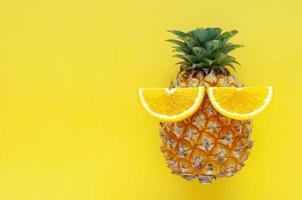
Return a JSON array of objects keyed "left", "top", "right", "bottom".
[{"left": 167, "top": 27, "right": 243, "bottom": 74}]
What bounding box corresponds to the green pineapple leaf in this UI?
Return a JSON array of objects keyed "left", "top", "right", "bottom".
[
  {"left": 219, "top": 55, "right": 240, "bottom": 66},
  {"left": 205, "top": 28, "right": 222, "bottom": 40},
  {"left": 222, "top": 43, "right": 244, "bottom": 53},
  {"left": 188, "top": 28, "right": 203, "bottom": 38},
  {"left": 175, "top": 61, "right": 188, "bottom": 66},
  {"left": 219, "top": 30, "right": 238, "bottom": 44},
  {"left": 227, "top": 63, "right": 236, "bottom": 71},
  {"left": 192, "top": 47, "right": 209, "bottom": 58},
  {"left": 192, "top": 63, "right": 206, "bottom": 69},
  {"left": 183, "top": 55, "right": 198, "bottom": 63},
  {"left": 231, "top": 59, "right": 240, "bottom": 65},
  {"left": 213, "top": 52, "right": 228, "bottom": 64},
  {"left": 201, "top": 57, "right": 215, "bottom": 66},
  {"left": 205, "top": 40, "right": 222, "bottom": 54},
  {"left": 167, "top": 27, "right": 243, "bottom": 73},
  {"left": 184, "top": 37, "right": 199, "bottom": 47},
  {"left": 168, "top": 30, "right": 188, "bottom": 38},
  {"left": 174, "top": 54, "right": 198, "bottom": 64},
  {"left": 195, "top": 29, "right": 208, "bottom": 44},
  {"left": 174, "top": 46, "right": 191, "bottom": 54},
  {"left": 166, "top": 39, "right": 186, "bottom": 47}
]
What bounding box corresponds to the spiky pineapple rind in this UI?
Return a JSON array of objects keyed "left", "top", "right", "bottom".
[{"left": 160, "top": 71, "right": 253, "bottom": 184}]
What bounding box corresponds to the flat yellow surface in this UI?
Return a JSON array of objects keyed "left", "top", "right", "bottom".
[{"left": 0, "top": 0, "right": 301, "bottom": 200}]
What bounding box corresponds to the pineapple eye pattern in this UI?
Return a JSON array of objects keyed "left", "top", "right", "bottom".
[{"left": 160, "top": 98, "right": 253, "bottom": 184}]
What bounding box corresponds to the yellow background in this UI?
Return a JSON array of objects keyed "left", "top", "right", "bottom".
[{"left": 0, "top": 0, "right": 301, "bottom": 199}]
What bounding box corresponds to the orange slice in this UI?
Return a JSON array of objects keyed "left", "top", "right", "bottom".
[
  {"left": 138, "top": 87, "right": 205, "bottom": 122},
  {"left": 207, "top": 86, "right": 273, "bottom": 120}
]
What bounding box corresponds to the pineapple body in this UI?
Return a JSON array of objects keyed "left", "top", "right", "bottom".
[{"left": 160, "top": 71, "right": 253, "bottom": 183}]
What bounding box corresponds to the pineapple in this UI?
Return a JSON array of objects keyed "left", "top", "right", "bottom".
[{"left": 160, "top": 28, "right": 253, "bottom": 183}]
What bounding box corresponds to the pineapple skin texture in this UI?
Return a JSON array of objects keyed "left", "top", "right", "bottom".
[{"left": 160, "top": 71, "right": 253, "bottom": 183}]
